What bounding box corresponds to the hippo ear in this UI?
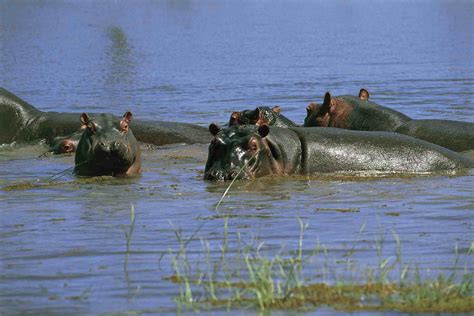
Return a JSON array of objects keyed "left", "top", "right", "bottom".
[
  {"left": 80, "top": 113, "right": 90, "bottom": 126},
  {"left": 257, "top": 124, "right": 269, "bottom": 138},
  {"left": 229, "top": 111, "right": 240, "bottom": 126},
  {"left": 123, "top": 111, "right": 133, "bottom": 123},
  {"left": 272, "top": 106, "right": 281, "bottom": 114},
  {"left": 209, "top": 123, "right": 221, "bottom": 136},
  {"left": 359, "top": 88, "right": 369, "bottom": 100},
  {"left": 323, "top": 92, "right": 331, "bottom": 106}
]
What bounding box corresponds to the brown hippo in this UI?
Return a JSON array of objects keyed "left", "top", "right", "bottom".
[{"left": 304, "top": 91, "right": 474, "bottom": 152}]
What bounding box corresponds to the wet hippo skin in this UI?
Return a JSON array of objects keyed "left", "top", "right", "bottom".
[
  {"left": 74, "top": 112, "right": 141, "bottom": 176},
  {"left": 0, "top": 87, "right": 211, "bottom": 147},
  {"left": 305, "top": 92, "right": 474, "bottom": 152},
  {"left": 229, "top": 106, "right": 299, "bottom": 128},
  {"left": 204, "top": 125, "right": 474, "bottom": 180}
]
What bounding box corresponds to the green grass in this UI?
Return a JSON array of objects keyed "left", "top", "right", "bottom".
[{"left": 162, "top": 218, "right": 474, "bottom": 313}]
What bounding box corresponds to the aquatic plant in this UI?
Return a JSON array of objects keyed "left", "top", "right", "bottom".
[{"left": 162, "top": 218, "right": 474, "bottom": 313}]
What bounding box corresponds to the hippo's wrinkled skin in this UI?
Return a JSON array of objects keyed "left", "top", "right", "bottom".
[
  {"left": 74, "top": 112, "right": 141, "bottom": 176},
  {"left": 0, "top": 87, "right": 210, "bottom": 147},
  {"left": 204, "top": 125, "right": 473, "bottom": 180},
  {"left": 305, "top": 91, "right": 474, "bottom": 152},
  {"left": 229, "top": 106, "right": 298, "bottom": 128}
]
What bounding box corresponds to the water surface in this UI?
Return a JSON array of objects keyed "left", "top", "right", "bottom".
[{"left": 1, "top": 1, "right": 473, "bottom": 314}]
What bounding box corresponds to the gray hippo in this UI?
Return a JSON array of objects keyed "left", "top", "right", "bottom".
[
  {"left": 0, "top": 87, "right": 211, "bottom": 148},
  {"left": 50, "top": 128, "right": 85, "bottom": 154},
  {"left": 74, "top": 112, "right": 141, "bottom": 176},
  {"left": 229, "top": 106, "right": 298, "bottom": 128},
  {"left": 304, "top": 91, "right": 474, "bottom": 152},
  {"left": 204, "top": 124, "right": 473, "bottom": 180}
]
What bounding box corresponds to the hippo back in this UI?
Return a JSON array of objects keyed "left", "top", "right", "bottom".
[
  {"left": 396, "top": 119, "right": 474, "bottom": 152},
  {"left": 290, "top": 127, "right": 473, "bottom": 174},
  {"left": 339, "top": 95, "right": 411, "bottom": 132},
  {"left": 0, "top": 87, "right": 42, "bottom": 144}
]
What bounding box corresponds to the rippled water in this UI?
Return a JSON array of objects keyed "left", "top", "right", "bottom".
[{"left": 1, "top": 1, "right": 473, "bottom": 314}]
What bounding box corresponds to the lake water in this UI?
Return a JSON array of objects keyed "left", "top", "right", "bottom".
[{"left": 1, "top": 1, "right": 473, "bottom": 314}]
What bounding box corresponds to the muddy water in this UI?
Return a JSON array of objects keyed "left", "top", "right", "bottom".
[{"left": 1, "top": 1, "right": 473, "bottom": 314}]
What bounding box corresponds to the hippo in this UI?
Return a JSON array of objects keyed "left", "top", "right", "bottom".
[
  {"left": 74, "top": 112, "right": 141, "bottom": 176},
  {"left": 50, "top": 128, "right": 85, "bottom": 154},
  {"left": 229, "top": 106, "right": 298, "bottom": 128},
  {"left": 304, "top": 91, "right": 474, "bottom": 152},
  {"left": 204, "top": 124, "right": 473, "bottom": 180},
  {"left": 0, "top": 87, "right": 211, "bottom": 147}
]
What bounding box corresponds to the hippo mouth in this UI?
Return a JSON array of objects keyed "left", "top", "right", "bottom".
[{"left": 204, "top": 168, "right": 251, "bottom": 181}]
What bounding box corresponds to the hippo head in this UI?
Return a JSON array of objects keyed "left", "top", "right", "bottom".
[
  {"left": 204, "top": 124, "right": 283, "bottom": 181},
  {"left": 304, "top": 92, "right": 332, "bottom": 127},
  {"left": 74, "top": 112, "right": 139, "bottom": 176},
  {"left": 228, "top": 106, "right": 282, "bottom": 127},
  {"left": 50, "top": 128, "right": 85, "bottom": 154}
]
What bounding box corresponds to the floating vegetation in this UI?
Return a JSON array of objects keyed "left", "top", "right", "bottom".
[
  {"left": 162, "top": 218, "right": 474, "bottom": 313},
  {"left": 3, "top": 175, "right": 123, "bottom": 191}
]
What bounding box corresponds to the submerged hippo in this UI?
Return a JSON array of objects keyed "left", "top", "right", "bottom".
[
  {"left": 74, "top": 112, "right": 141, "bottom": 176},
  {"left": 229, "top": 106, "right": 298, "bottom": 128},
  {"left": 50, "top": 128, "right": 85, "bottom": 154},
  {"left": 0, "top": 87, "right": 210, "bottom": 147},
  {"left": 304, "top": 91, "right": 474, "bottom": 152},
  {"left": 204, "top": 124, "right": 473, "bottom": 180}
]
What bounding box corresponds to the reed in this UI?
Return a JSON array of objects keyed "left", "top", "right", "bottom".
[{"left": 163, "top": 218, "right": 474, "bottom": 313}]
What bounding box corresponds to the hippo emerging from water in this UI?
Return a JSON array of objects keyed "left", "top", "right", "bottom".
[
  {"left": 0, "top": 87, "right": 210, "bottom": 148},
  {"left": 74, "top": 112, "right": 141, "bottom": 176},
  {"left": 229, "top": 106, "right": 298, "bottom": 128},
  {"left": 305, "top": 90, "right": 474, "bottom": 152},
  {"left": 204, "top": 124, "right": 473, "bottom": 180},
  {"left": 50, "top": 128, "right": 85, "bottom": 154}
]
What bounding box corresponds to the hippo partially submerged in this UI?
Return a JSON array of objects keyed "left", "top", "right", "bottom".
[
  {"left": 0, "top": 87, "right": 210, "bottom": 148},
  {"left": 204, "top": 125, "right": 473, "bottom": 180},
  {"left": 304, "top": 91, "right": 474, "bottom": 152},
  {"left": 229, "top": 106, "right": 298, "bottom": 128},
  {"left": 50, "top": 129, "right": 85, "bottom": 154},
  {"left": 74, "top": 112, "right": 141, "bottom": 176}
]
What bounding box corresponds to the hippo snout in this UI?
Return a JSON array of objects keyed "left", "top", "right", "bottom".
[{"left": 110, "top": 141, "right": 129, "bottom": 155}]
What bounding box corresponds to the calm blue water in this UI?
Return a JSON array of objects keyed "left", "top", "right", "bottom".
[{"left": 1, "top": 1, "right": 473, "bottom": 314}]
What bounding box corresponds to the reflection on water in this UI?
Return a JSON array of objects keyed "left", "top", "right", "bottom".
[
  {"left": 1, "top": 0, "right": 473, "bottom": 314},
  {"left": 105, "top": 26, "right": 136, "bottom": 86}
]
